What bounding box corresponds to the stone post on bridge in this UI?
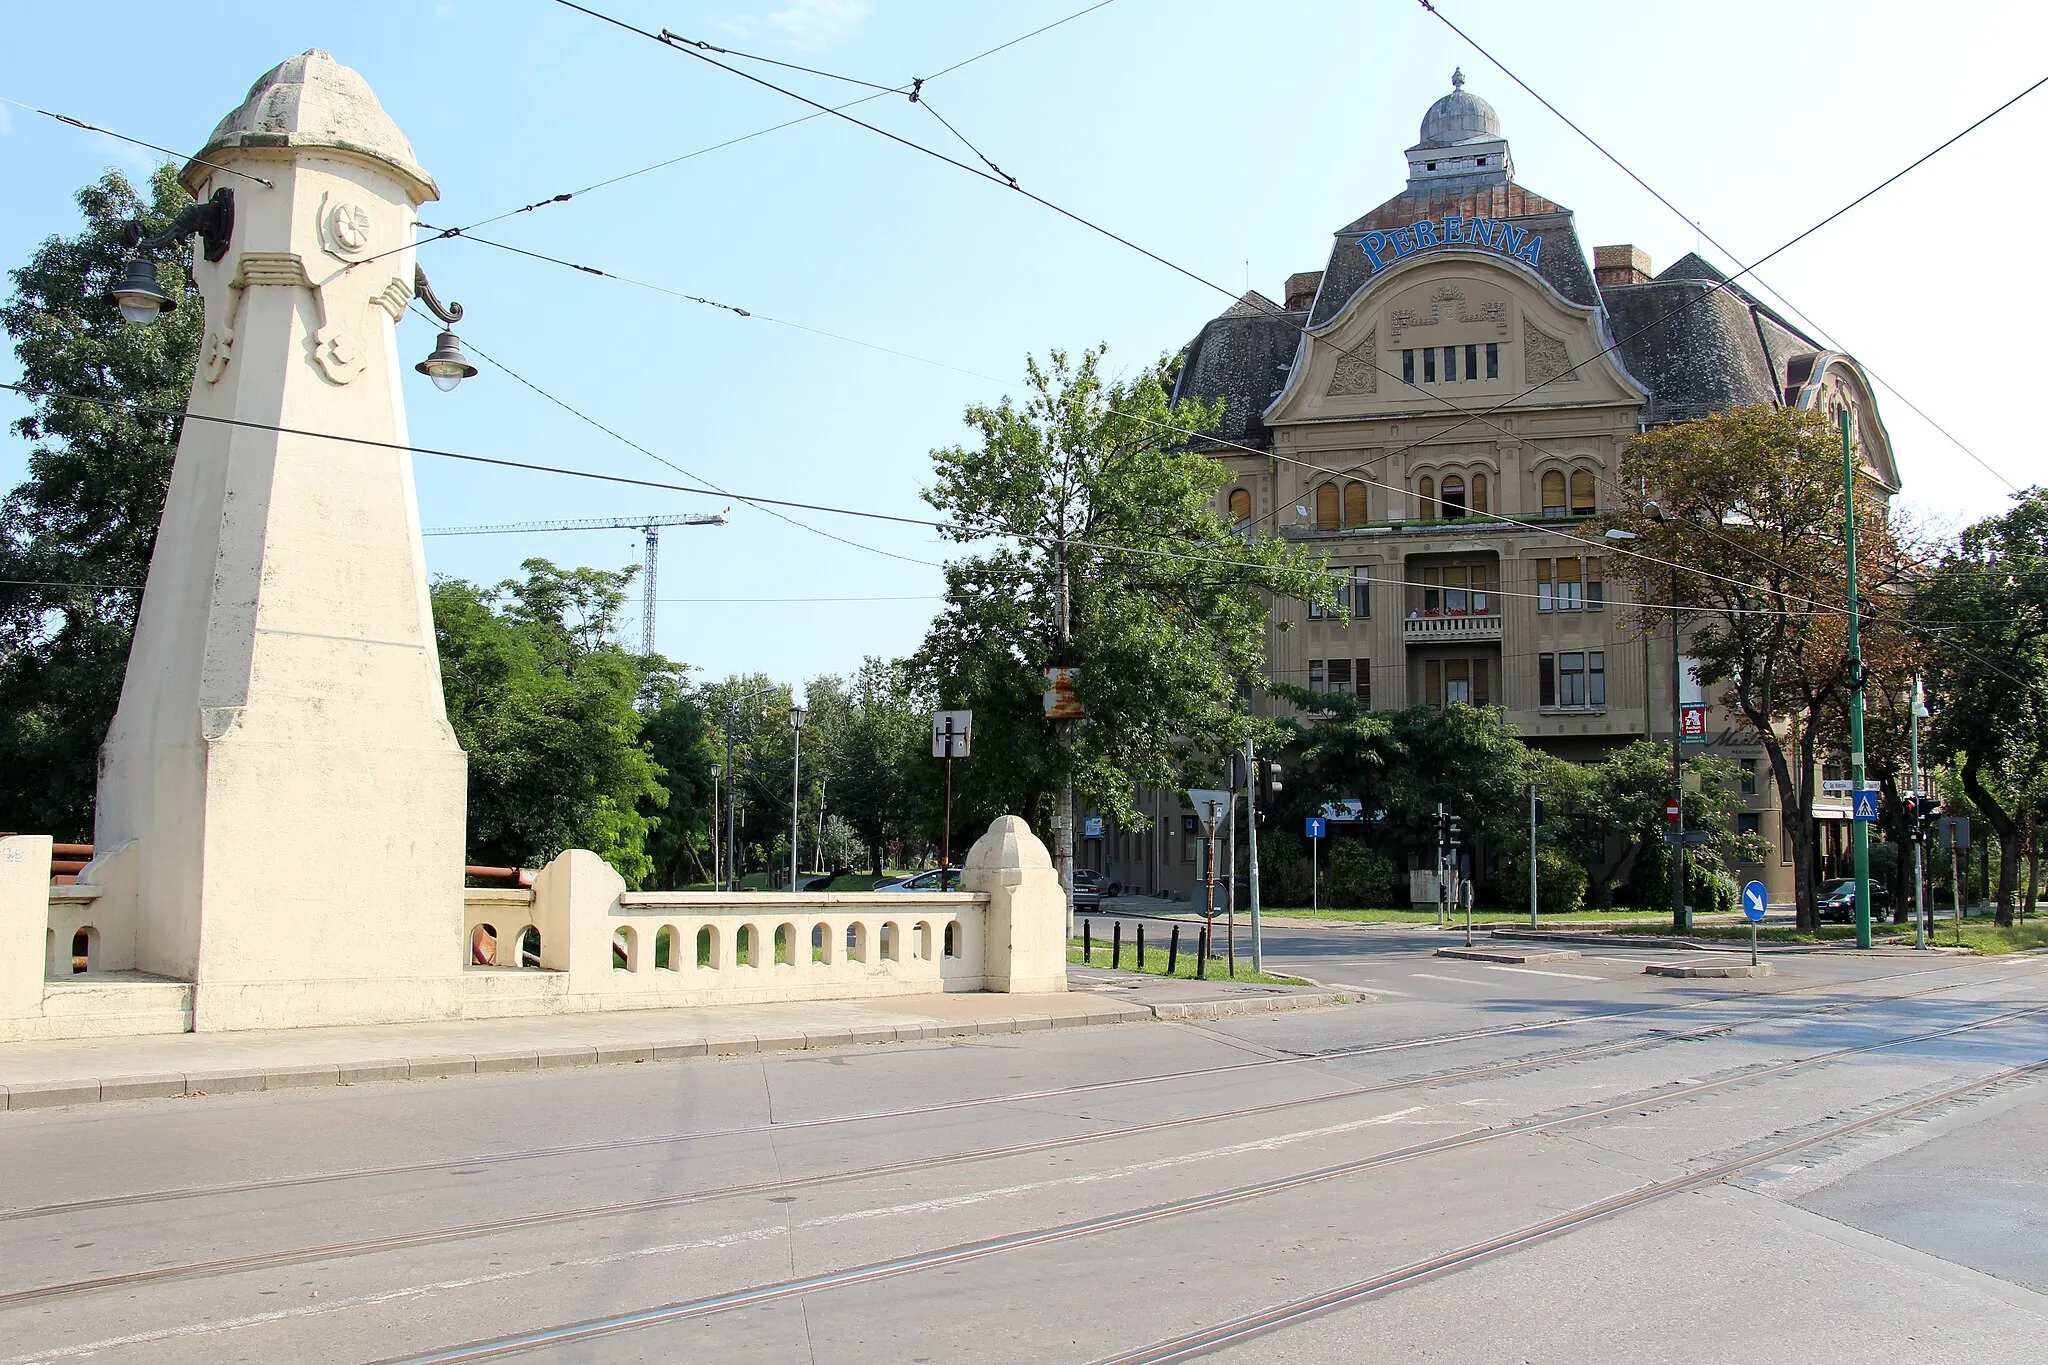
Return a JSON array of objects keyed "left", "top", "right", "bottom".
[{"left": 92, "top": 51, "right": 468, "bottom": 1030}]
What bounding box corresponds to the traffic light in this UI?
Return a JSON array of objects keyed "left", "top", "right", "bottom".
[
  {"left": 1446, "top": 813, "right": 1463, "bottom": 849},
  {"left": 1257, "top": 759, "right": 1284, "bottom": 804},
  {"left": 1908, "top": 794, "right": 1942, "bottom": 838}
]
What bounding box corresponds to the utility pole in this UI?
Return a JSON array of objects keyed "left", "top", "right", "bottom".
[
  {"left": 710, "top": 762, "right": 721, "bottom": 890},
  {"left": 789, "top": 705, "right": 807, "bottom": 892},
  {"left": 1245, "top": 739, "right": 1264, "bottom": 974},
  {"left": 1911, "top": 675, "right": 1928, "bottom": 949},
  {"left": 1054, "top": 533, "right": 1076, "bottom": 937},
  {"left": 1670, "top": 563, "right": 1688, "bottom": 932},
  {"left": 1844, "top": 410, "right": 1873, "bottom": 949},
  {"left": 1529, "top": 783, "right": 1539, "bottom": 928}
]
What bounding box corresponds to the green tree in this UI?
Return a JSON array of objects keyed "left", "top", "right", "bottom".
[
  {"left": 699, "top": 672, "right": 799, "bottom": 883},
  {"left": 433, "top": 559, "right": 665, "bottom": 884},
  {"left": 825, "top": 657, "right": 929, "bottom": 873},
  {"left": 918, "top": 347, "right": 1332, "bottom": 873},
  {"left": 1915, "top": 489, "right": 2048, "bottom": 926},
  {"left": 1535, "top": 742, "right": 1766, "bottom": 908},
  {"left": 641, "top": 678, "right": 717, "bottom": 889},
  {"left": 0, "top": 167, "right": 199, "bottom": 837},
  {"left": 1604, "top": 405, "right": 1914, "bottom": 928}
]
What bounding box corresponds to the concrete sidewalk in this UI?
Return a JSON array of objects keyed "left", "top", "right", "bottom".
[{"left": 0, "top": 974, "right": 1355, "bottom": 1112}]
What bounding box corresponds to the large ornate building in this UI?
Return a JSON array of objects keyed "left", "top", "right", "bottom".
[{"left": 1092, "top": 72, "right": 1899, "bottom": 904}]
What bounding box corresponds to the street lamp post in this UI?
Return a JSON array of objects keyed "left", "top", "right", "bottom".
[
  {"left": 1609, "top": 512, "right": 1687, "bottom": 932},
  {"left": 789, "top": 705, "right": 808, "bottom": 892},
  {"left": 1843, "top": 410, "right": 1873, "bottom": 949},
  {"left": 723, "top": 685, "right": 776, "bottom": 890},
  {"left": 1910, "top": 676, "right": 1929, "bottom": 950},
  {"left": 709, "top": 762, "right": 722, "bottom": 890}
]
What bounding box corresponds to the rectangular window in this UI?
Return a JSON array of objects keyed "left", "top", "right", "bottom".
[
  {"left": 1740, "top": 760, "right": 1757, "bottom": 796},
  {"left": 1445, "top": 658, "right": 1471, "bottom": 705},
  {"left": 1588, "top": 651, "right": 1605, "bottom": 707},
  {"left": 1586, "top": 557, "right": 1604, "bottom": 610},
  {"left": 1470, "top": 563, "right": 1491, "bottom": 615},
  {"left": 1423, "top": 348, "right": 1437, "bottom": 383},
  {"left": 1356, "top": 658, "right": 1371, "bottom": 709},
  {"left": 1402, "top": 349, "right": 1415, "bottom": 384},
  {"left": 1182, "top": 814, "right": 1197, "bottom": 863},
  {"left": 1426, "top": 658, "right": 1443, "bottom": 707},
  {"left": 1486, "top": 342, "right": 1499, "bottom": 379},
  {"left": 1536, "top": 559, "right": 1553, "bottom": 612},
  {"left": 1308, "top": 659, "right": 1325, "bottom": 692},
  {"left": 1559, "top": 652, "right": 1586, "bottom": 708},
  {"left": 1351, "top": 566, "right": 1370, "bottom": 617},
  {"left": 1738, "top": 813, "right": 1762, "bottom": 837},
  {"left": 1445, "top": 564, "right": 1468, "bottom": 615},
  {"left": 1557, "top": 557, "right": 1583, "bottom": 611},
  {"left": 1465, "top": 344, "right": 1478, "bottom": 381},
  {"left": 1539, "top": 653, "right": 1556, "bottom": 707},
  {"left": 1473, "top": 658, "right": 1491, "bottom": 707},
  {"left": 1421, "top": 565, "right": 1441, "bottom": 614},
  {"left": 1328, "top": 658, "right": 1352, "bottom": 695},
  {"left": 1442, "top": 346, "right": 1457, "bottom": 382}
]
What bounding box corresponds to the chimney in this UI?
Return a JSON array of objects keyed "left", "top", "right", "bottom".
[
  {"left": 1594, "top": 245, "right": 1652, "bottom": 289},
  {"left": 1283, "top": 271, "right": 1323, "bottom": 312}
]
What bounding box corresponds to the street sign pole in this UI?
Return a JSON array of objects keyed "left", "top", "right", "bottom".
[
  {"left": 1528, "top": 783, "right": 1539, "bottom": 929},
  {"left": 1911, "top": 676, "right": 1927, "bottom": 950},
  {"left": 932, "top": 711, "right": 972, "bottom": 892},
  {"left": 1246, "top": 741, "right": 1263, "bottom": 974},
  {"left": 1843, "top": 410, "right": 1873, "bottom": 949}
]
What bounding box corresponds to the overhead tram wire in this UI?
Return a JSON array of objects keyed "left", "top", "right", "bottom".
[
  {"left": 1416, "top": 0, "right": 2039, "bottom": 496},
  {"left": 545, "top": 0, "right": 2034, "bottom": 614},
  {"left": 0, "top": 94, "right": 274, "bottom": 187}
]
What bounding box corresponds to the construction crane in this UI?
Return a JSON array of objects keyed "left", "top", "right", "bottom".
[{"left": 422, "top": 511, "right": 729, "bottom": 654}]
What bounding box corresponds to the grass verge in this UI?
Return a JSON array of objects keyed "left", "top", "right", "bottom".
[
  {"left": 1068, "top": 937, "right": 1306, "bottom": 985},
  {"left": 1256, "top": 906, "right": 1682, "bottom": 925}
]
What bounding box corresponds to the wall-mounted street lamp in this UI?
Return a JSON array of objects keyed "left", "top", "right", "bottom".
[
  {"left": 411, "top": 265, "right": 477, "bottom": 392},
  {"left": 110, "top": 188, "right": 235, "bottom": 324}
]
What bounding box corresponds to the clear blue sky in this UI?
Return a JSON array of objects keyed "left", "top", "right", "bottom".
[{"left": 5, "top": 1, "right": 2043, "bottom": 691}]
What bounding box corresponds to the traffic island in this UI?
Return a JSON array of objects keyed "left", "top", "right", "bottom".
[
  {"left": 1645, "top": 962, "right": 1776, "bottom": 978},
  {"left": 1433, "top": 948, "right": 1584, "bottom": 965}
]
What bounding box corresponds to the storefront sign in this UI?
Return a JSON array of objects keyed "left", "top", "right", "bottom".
[
  {"left": 1679, "top": 704, "right": 1710, "bottom": 744},
  {"left": 1360, "top": 216, "right": 1544, "bottom": 276}
]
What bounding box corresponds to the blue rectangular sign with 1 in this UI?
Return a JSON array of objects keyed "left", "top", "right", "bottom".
[{"left": 1305, "top": 817, "right": 1326, "bottom": 840}]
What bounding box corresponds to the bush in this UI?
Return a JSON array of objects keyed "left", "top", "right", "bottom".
[
  {"left": 1623, "top": 842, "right": 1737, "bottom": 914},
  {"left": 1258, "top": 834, "right": 1313, "bottom": 907},
  {"left": 1498, "top": 846, "right": 1587, "bottom": 914},
  {"left": 1326, "top": 841, "right": 1396, "bottom": 907}
]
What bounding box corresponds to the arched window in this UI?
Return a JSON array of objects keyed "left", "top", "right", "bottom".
[
  {"left": 654, "top": 925, "right": 674, "bottom": 970},
  {"left": 518, "top": 925, "right": 542, "bottom": 968},
  {"left": 1570, "top": 470, "right": 1596, "bottom": 515},
  {"left": 1440, "top": 475, "right": 1467, "bottom": 519},
  {"left": 1418, "top": 476, "right": 1436, "bottom": 520},
  {"left": 1540, "top": 470, "right": 1566, "bottom": 516},
  {"left": 1314, "top": 482, "right": 1339, "bottom": 531},
  {"left": 1342, "top": 481, "right": 1368, "bottom": 527},
  {"left": 1227, "top": 488, "right": 1251, "bottom": 524},
  {"left": 1470, "top": 473, "right": 1488, "bottom": 515}
]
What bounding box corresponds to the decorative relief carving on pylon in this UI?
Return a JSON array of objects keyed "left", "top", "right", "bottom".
[{"left": 317, "top": 193, "right": 373, "bottom": 261}]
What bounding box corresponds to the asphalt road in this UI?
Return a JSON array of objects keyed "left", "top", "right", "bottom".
[{"left": 2, "top": 923, "right": 2043, "bottom": 1363}]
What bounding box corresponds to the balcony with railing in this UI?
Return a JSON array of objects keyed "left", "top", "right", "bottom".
[{"left": 1404, "top": 610, "right": 1504, "bottom": 643}]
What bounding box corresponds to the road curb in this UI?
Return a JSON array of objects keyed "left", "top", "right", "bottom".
[
  {"left": 1434, "top": 948, "right": 1584, "bottom": 965},
  {"left": 0, "top": 992, "right": 1355, "bottom": 1113}
]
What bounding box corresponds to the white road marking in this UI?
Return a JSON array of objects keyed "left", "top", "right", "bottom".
[
  {"left": 0, "top": 1107, "right": 1443, "bottom": 1361},
  {"left": 1409, "top": 972, "right": 1489, "bottom": 987},
  {"left": 1325, "top": 982, "right": 1412, "bottom": 996},
  {"left": 1476, "top": 964, "right": 1605, "bottom": 982}
]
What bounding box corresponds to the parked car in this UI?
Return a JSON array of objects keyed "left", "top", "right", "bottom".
[
  {"left": 875, "top": 868, "right": 960, "bottom": 892},
  {"left": 1818, "top": 878, "right": 1893, "bottom": 922},
  {"left": 1071, "top": 869, "right": 1120, "bottom": 908}
]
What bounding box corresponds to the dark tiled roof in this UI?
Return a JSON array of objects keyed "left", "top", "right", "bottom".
[
  {"left": 1171, "top": 299, "right": 1303, "bottom": 449},
  {"left": 1311, "top": 183, "right": 1598, "bottom": 327}
]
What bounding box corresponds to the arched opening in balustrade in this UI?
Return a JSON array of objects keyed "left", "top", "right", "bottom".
[
  {"left": 654, "top": 925, "right": 676, "bottom": 970},
  {"left": 847, "top": 922, "right": 869, "bottom": 963},
  {"left": 736, "top": 924, "right": 757, "bottom": 967},
  {"left": 517, "top": 925, "right": 542, "bottom": 968},
  {"left": 612, "top": 925, "right": 638, "bottom": 972},
  {"left": 811, "top": 922, "right": 832, "bottom": 964},
  {"left": 70, "top": 926, "right": 97, "bottom": 974},
  {"left": 943, "top": 921, "right": 959, "bottom": 958},
  {"left": 774, "top": 923, "right": 795, "bottom": 966},
  {"left": 470, "top": 922, "right": 498, "bottom": 966},
  {"left": 880, "top": 921, "right": 900, "bottom": 962},
  {"left": 914, "top": 921, "right": 933, "bottom": 961},
  {"left": 696, "top": 925, "right": 718, "bottom": 969}
]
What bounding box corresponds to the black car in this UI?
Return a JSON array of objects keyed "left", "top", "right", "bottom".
[
  {"left": 1818, "top": 878, "right": 1893, "bottom": 922},
  {"left": 1071, "top": 869, "right": 1120, "bottom": 908}
]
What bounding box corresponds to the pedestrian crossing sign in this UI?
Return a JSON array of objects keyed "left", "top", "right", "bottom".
[{"left": 1852, "top": 789, "right": 1879, "bottom": 821}]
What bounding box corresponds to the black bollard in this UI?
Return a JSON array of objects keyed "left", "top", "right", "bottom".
[
  {"left": 1112, "top": 920, "right": 1122, "bottom": 970},
  {"left": 1082, "top": 919, "right": 1092, "bottom": 964},
  {"left": 1196, "top": 925, "right": 1208, "bottom": 979},
  {"left": 1137, "top": 923, "right": 1146, "bottom": 973},
  {"left": 1167, "top": 925, "right": 1180, "bottom": 975}
]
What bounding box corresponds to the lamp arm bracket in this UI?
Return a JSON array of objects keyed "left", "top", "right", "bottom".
[
  {"left": 414, "top": 264, "right": 465, "bottom": 325},
  {"left": 125, "top": 188, "right": 235, "bottom": 263}
]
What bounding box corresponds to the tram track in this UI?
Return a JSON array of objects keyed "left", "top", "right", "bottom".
[
  {"left": 4, "top": 968, "right": 2040, "bottom": 1312},
  {"left": 360, "top": 1002, "right": 2048, "bottom": 1365},
  {"left": 5, "top": 953, "right": 2029, "bottom": 1228}
]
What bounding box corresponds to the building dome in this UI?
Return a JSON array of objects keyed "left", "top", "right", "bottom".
[
  {"left": 1416, "top": 69, "right": 1501, "bottom": 149},
  {"left": 184, "top": 48, "right": 437, "bottom": 202}
]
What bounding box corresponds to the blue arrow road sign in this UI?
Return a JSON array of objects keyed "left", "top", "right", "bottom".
[
  {"left": 1305, "top": 817, "right": 1326, "bottom": 839},
  {"left": 1741, "top": 880, "right": 1768, "bottom": 923},
  {"left": 1852, "top": 789, "right": 1880, "bottom": 821}
]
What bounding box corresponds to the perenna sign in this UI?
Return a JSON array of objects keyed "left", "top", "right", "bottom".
[{"left": 1361, "top": 215, "right": 1543, "bottom": 276}]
